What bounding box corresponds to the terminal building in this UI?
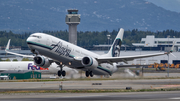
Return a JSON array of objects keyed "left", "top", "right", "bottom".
[
  {"left": 93, "top": 35, "right": 180, "bottom": 51},
  {"left": 132, "top": 35, "right": 180, "bottom": 51}
]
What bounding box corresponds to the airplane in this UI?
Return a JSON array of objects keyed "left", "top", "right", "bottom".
[
  {"left": 5, "top": 28, "right": 175, "bottom": 77},
  {"left": 0, "top": 61, "right": 77, "bottom": 75}
]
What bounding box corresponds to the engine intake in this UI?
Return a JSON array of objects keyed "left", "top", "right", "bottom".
[
  {"left": 34, "top": 55, "right": 51, "bottom": 68},
  {"left": 81, "top": 56, "right": 98, "bottom": 69}
]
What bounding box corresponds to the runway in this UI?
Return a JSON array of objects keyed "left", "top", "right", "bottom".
[
  {"left": 0, "top": 79, "right": 180, "bottom": 100},
  {"left": 0, "top": 91, "right": 180, "bottom": 101}
]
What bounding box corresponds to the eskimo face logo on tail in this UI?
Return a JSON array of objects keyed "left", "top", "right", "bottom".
[{"left": 112, "top": 38, "right": 121, "bottom": 57}]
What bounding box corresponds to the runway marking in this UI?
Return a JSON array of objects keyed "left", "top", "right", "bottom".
[{"left": 169, "top": 97, "right": 180, "bottom": 99}]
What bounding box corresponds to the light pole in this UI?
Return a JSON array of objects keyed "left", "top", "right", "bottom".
[
  {"left": 107, "top": 34, "right": 111, "bottom": 50},
  {"left": 167, "top": 35, "right": 170, "bottom": 77},
  {"left": 167, "top": 54, "right": 169, "bottom": 77}
]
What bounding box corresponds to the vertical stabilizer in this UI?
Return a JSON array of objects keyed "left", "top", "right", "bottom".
[
  {"left": 6, "top": 39, "right": 11, "bottom": 50},
  {"left": 102, "top": 28, "right": 124, "bottom": 57}
]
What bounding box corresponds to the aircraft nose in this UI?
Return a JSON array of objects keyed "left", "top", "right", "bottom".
[
  {"left": 26, "top": 36, "right": 36, "bottom": 50},
  {"left": 26, "top": 37, "right": 31, "bottom": 44},
  {"left": 26, "top": 36, "right": 35, "bottom": 45}
]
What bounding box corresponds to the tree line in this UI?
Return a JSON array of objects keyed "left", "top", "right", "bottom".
[{"left": 0, "top": 29, "right": 179, "bottom": 48}]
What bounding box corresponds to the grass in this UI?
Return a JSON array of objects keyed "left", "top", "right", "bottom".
[{"left": 1, "top": 88, "right": 180, "bottom": 94}]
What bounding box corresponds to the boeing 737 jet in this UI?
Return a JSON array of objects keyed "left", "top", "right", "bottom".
[{"left": 5, "top": 28, "right": 174, "bottom": 77}]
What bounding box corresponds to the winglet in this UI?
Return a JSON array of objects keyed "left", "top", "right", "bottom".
[{"left": 5, "top": 39, "right": 11, "bottom": 51}]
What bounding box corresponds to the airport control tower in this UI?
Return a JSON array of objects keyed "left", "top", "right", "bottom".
[{"left": 65, "top": 9, "right": 80, "bottom": 45}]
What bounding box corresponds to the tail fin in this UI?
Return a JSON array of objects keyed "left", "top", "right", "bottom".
[
  {"left": 6, "top": 39, "right": 11, "bottom": 51},
  {"left": 103, "top": 28, "right": 124, "bottom": 57}
]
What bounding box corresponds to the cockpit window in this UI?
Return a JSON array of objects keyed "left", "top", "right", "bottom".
[{"left": 30, "top": 35, "right": 41, "bottom": 38}]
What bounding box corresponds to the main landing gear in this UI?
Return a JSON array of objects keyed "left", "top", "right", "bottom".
[
  {"left": 57, "top": 64, "right": 66, "bottom": 77},
  {"left": 85, "top": 71, "right": 93, "bottom": 77}
]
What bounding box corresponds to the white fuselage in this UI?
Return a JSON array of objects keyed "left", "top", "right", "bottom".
[
  {"left": 0, "top": 61, "right": 76, "bottom": 74},
  {"left": 27, "top": 33, "right": 117, "bottom": 75}
]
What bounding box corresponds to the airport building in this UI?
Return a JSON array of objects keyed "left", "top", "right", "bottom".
[
  {"left": 93, "top": 35, "right": 180, "bottom": 51},
  {"left": 132, "top": 35, "right": 180, "bottom": 51},
  {"left": 0, "top": 70, "right": 41, "bottom": 80}
]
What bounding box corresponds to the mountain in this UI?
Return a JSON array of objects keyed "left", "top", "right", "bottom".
[
  {"left": 0, "top": 0, "right": 180, "bottom": 32},
  {"left": 145, "top": 0, "right": 180, "bottom": 13}
]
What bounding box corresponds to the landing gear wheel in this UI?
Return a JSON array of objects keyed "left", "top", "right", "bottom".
[
  {"left": 90, "top": 71, "right": 93, "bottom": 77},
  {"left": 57, "top": 64, "right": 66, "bottom": 77},
  {"left": 58, "top": 70, "right": 61, "bottom": 77},
  {"left": 85, "top": 71, "right": 89, "bottom": 77},
  {"left": 62, "top": 70, "right": 66, "bottom": 77}
]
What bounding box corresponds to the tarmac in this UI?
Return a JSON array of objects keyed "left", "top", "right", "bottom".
[
  {"left": 1, "top": 72, "right": 180, "bottom": 101},
  {"left": 0, "top": 91, "right": 180, "bottom": 101}
]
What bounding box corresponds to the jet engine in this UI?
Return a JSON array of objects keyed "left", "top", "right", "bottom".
[
  {"left": 34, "top": 55, "right": 51, "bottom": 68},
  {"left": 81, "top": 56, "right": 98, "bottom": 69}
]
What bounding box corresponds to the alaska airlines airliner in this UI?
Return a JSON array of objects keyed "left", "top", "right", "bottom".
[{"left": 5, "top": 28, "right": 174, "bottom": 77}]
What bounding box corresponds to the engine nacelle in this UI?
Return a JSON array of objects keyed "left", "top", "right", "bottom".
[
  {"left": 33, "top": 55, "right": 51, "bottom": 68},
  {"left": 81, "top": 56, "right": 98, "bottom": 69}
]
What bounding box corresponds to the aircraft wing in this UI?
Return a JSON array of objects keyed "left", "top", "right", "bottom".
[
  {"left": 97, "top": 41, "right": 175, "bottom": 64},
  {"left": 5, "top": 50, "right": 34, "bottom": 58},
  {"left": 116, "top": 64, "right": 149, "bottom": 68},
  {"left": 97, "top": 52, "right": 168, "bottom": 64},
  {"left": 5, "top": 39, "right": 34, "bottom": 58}
]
